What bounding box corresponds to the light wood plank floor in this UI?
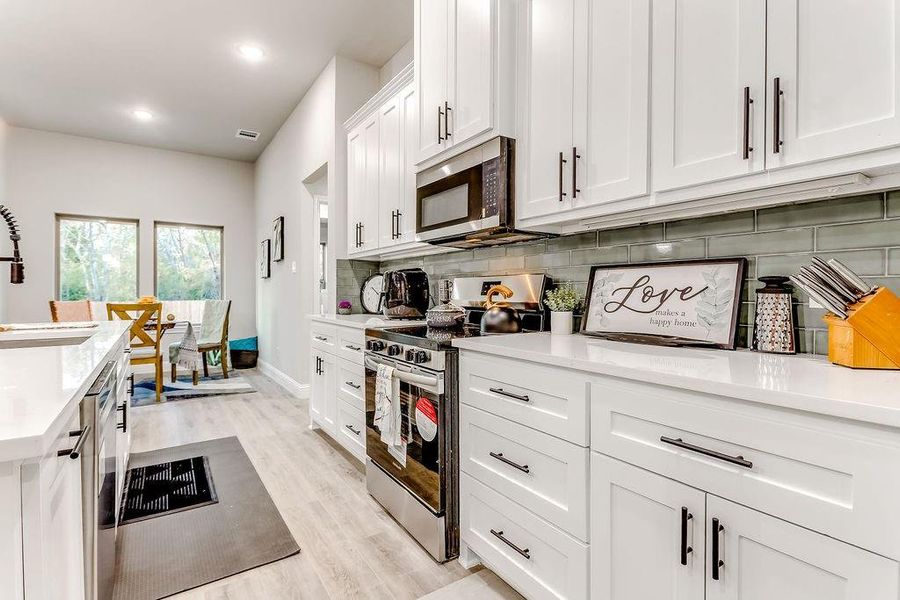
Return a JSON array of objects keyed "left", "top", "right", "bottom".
[{"left": 125, "top": 369, "right": 481, "bottom": 599}]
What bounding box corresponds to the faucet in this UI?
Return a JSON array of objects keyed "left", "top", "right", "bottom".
[{"left": 0, "top": 205, "right": 23, "bottom": 284}]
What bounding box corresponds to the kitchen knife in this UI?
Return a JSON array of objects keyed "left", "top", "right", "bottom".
[
  {"left": 807, "top": 260, "right": 859, "bottom": 303},
  {"left": 799, "top": 267, "right": 853, "bottom": 307},
  {"left": 826, "top": 258, "right": 873, "bottom": 297},
  {"left": 790, "top": 274, "right": 849, "bottom": 318}
]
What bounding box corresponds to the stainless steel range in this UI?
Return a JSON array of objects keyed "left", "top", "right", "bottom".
[{"left": 364, "top": 273, "right": 549, "bottom": 563}]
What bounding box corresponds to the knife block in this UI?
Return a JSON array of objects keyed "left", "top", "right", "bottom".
[{"left": 823, "top": 287, "right": 900, "bottom": 369}]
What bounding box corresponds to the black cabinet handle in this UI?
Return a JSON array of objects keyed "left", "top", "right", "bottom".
[
  {"left": 394, "top": 210, "right": 402, "bottom": 239},
  {"left": 489, "top": 387, "right": 530, "bottom": 403},
  {"left": 773, "top": 77, "right": 783, "bottom": 154},
  {"left": 490, "top": 529, "right": 530, "bottom": 559},
  {"left": 558, "top": 152, "right": 568, "bottom": 201},
  {"left": 711, "top": 517, "right": 725, "bottom": 580},
  {"left": 489, "top": 451, "right": 530, "bottom": 473},
  {"left": 742, "top": 86, "right": 753, "bottom": 160},
  {"left": 314, "top": 336, "right": 328, "bottom": 342},
  {"left": 315, "top": 356, "right": 322, "bottom": 375},
  {"left": 345, "top": 381, "right": 361, "bottom": 389},
  {"left": 128, "top": 373, "right": 135, "bottom": 397},
  {"left": 390, "top": 210, "right": 396, "bottom": 239},
  {"left": 438, "top": 105, "right": 445, "bottom": 144},
  {"left": 345, "top": 424, "right": 361, "bottom": 436},
  {"left": 359, "top": 223, "right": 364, "bottom": 246},
  {"left": 58, "top": 425, "right": 91, "bottom": 460},
  {"left": 444, "top": 101, "right": 452, "bottom": 138},
  {"left": 117, "top": 402, "right": 127, "bottom": 433},
  {"left": 680, "top": 507, "right": 693, "bottom": 566},
  {"left": 572, "top": 147, "right": 581, "bottom": 198},
  {"left": 345, "top": 344, "right": 361, "bottom": 351},
  {"left": 660, "top": 436, "right": 753, "bottom": 469}
]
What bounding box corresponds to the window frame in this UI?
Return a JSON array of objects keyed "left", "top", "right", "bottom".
[
  {"left": 152, "top": 220, "right": 225, "bottom": 301},
  {"left": 55, "top": 213, "right": 140, "bottom": 301}
]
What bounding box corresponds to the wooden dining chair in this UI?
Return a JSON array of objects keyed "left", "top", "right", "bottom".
[
  {"left": 170, "top": 300, "right": 231, "bottom": 384},
  {"left": 49, "top": 300, "right": 93, "bottom": 322},
  {"left": 107, "top": 302, "right": 163, "bottom": 402}
]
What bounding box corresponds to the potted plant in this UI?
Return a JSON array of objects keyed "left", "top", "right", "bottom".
[
  {"left": 544, "top": 284, "right": 583, "bottom": 336},
  {"left": 338, "top": 300, "right": 352, "bottom": 315}
]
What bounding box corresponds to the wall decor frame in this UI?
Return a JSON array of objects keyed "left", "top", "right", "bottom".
[
  {"left": 272, "top": 216, "right": 284, "bottom": 262},
  {"left": 259, "top": 239, "right": 271, "bottom": 279},
  {"left": 582, "top": 258, "right": 747, "bottom": 349}
]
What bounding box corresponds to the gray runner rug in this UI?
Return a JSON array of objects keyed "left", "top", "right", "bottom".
[{"left": 112, "top": 437, "right": 299, "bottom": 600}]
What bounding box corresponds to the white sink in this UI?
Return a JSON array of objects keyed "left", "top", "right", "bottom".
[{"left": 0, "top": 323, "right": 97, "bottom": 349}]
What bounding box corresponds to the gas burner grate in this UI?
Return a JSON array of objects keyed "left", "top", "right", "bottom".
[{"left": 118, "top": 456, "right": 218, "bottom": 525}]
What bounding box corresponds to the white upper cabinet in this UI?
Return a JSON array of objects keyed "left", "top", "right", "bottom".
[
  {"left": 519, "top": 0, "right": 650, "bottom": 220},
  {"left": 651, "top": 0, "right": 767, "bottom": 192},
  {"left": 519, "top": 0, "right": 577, "bottom": 219},
  {"left": 347, "top": 112, "right": 379, "bottom": 256},
  {"left": 378, "top": 94, "right": 402, "bottom": 248},
  {"left": 415, "top": 0, "right": 450, "bottom": 163},
  {"left": 398, "top": 83, "right": 418, "bottom": 242},
  {"left": 415, "top": 0, "right": 515, "bottom": 168},
  {"left": 706, "top": 496, "right": 899, "bottom": 600},
  {"left": 767, "top": 0, "right": 900, "bottom": 168}
]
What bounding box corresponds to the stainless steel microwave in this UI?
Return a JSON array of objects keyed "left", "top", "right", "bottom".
[{"left": 415, "top": 137, "right": 550, "bottom": 249}]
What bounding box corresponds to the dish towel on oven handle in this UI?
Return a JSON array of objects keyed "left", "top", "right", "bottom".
[{"left": 374, "top": 364, "right": 402, "bottom": 447}]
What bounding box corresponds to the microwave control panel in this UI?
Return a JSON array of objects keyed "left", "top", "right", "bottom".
[{"left": 482, "top": 157, "right": 500, "bottom": 217}]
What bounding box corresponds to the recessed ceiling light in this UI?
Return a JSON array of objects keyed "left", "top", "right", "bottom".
[
  {"left": 132, "top": 109, "right": 153, "bottom": 121},
  {"left": 237, "top": 44, "right": 265, "bottom": 62}
]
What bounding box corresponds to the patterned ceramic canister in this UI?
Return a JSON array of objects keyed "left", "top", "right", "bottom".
[{"left": 752, "top": 276, "right": 797, "bottom": 354}]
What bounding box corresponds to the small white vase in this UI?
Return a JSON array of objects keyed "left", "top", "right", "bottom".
[{"left": 550, "top": 311, "right": 574, "bottom": 336}]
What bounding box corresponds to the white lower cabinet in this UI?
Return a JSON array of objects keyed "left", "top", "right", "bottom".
[
  {"left": 310, "top": 350, "right": 337, "bottom": 435},
  {"left": 335, "top": 400, "right": 366, "bottom": 462},
  {"left": 591, "top": 454, "right": 705, "bottom": 600}
]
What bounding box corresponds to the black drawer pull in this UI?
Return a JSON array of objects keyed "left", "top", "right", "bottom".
[
  {"left": 314, "top": 336, "right": 328, "bottom": 342},
  {"left": 660, "top": 436, "right": 753, "bottom": 469},
  {"left": 58, "top": 425, "right": 91, "bottom": 460},
  {"left": 711, "top": 518, "right": 725, "bottom": 580},
  {"left": 345, "top": 424, "right": 361, "bottom": 436},
  {"left": 489, "top": 387, "right": 530, "bottom": 403},
  {"left": 345, "top": 344, "right": 362, "bottom": 351},
  {"left": 345, "top": 381, "right": 361, "bottom": 389},
  {"left": 489, "top": 451, "right": 530, "bottom": 473},
  {"left": 680, "top": 506, "right": 693, "bottom": 566},
  {"left": 117, "top": 402, "right": 127, "bottom": 433},
  {"left": 490, "top": 529, "right": 530, "bottom": 559}
]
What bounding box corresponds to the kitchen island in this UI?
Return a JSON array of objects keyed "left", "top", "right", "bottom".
[
  {"left": 452, "top": 332, "right": 900, "bottom": 600},
  {"left": 0, "top": 321, "right": 131, "bottom": 600}
]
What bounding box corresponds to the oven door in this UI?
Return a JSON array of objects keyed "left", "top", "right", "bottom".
[{"left": 365, "top": 355, "right": 446, "bottom": 514}]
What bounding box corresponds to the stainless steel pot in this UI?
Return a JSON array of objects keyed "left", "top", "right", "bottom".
[{"left": 426, "top": 279, "right": 466, "bottom": 328}]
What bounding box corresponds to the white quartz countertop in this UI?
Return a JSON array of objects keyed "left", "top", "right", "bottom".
[
  {"left": 307, "top": 313, "right": 425, "bottom": 330},
  {"left": 453, "top": 332, "right": 900, "bottom": 428},
  {"left": 0, "top": 321, "right": 130, "bottom": 462}
]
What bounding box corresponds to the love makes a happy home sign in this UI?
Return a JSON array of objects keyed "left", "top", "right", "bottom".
[{"left": 582, "top": 259, "right": 747, "bottom": 349}]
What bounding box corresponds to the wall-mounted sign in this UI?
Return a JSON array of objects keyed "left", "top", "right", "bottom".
[{"left": 582, "top": 258, "right": 747, "bottom": 349}]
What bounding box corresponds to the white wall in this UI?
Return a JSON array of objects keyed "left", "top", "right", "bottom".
[
  {"left": 254, "top": 56, "right": 378, "bottom": 385},
  {"left": 379, "top": 39, "right": 413, "bottom": 87},
  {"left": 0, "top": 119, "right": 8, "bottom": 322},
  {"left": 3, "top": 127, "right": 257, "bottom": 337}
]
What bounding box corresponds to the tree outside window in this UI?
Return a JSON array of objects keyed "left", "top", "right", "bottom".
[
  {"left": 57, "top": 215, "right": 138, "bottom": 301},
  {"left": 155, "top": 222, "right": 223, "bottom": 301}
]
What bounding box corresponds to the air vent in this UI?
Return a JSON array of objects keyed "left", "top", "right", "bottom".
[{"left": 235, "top": 129, "right": 260, "bottom": 141}]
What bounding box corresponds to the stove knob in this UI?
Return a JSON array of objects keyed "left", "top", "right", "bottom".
[
  {"left": 369, "top": 340, "right": 385, "bottom": 352},
  {"left": 405, "top": 348, "right": 417, "bottom": 362},
  {"left": 387, "top": 344, "right": 402, "bottom": 356},
  {"left": 413, "top": 350, "right": 430, "bottom": 364}
]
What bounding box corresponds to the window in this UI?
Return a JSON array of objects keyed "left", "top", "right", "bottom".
[
  {"left": 154, "top": 222, "right": 223, "bottom": 300},
  {"left": 57, "top": 215, "right": 138, "bottom": 301}
]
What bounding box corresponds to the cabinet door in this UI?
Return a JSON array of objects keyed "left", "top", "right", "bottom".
[
  {"left": 320, "top": 353, "right": 337, "bottom": 434},
  {"left": 43, "top": 457, "right": 85, "bottom": 600},
  {"left": 378, "top": 94, "right": 403, "bottom": 248},
  {"left": 706, "top": 496, "right": 900, "bottom": 600},
  {"left": 346, "top": 126, "right": 365, "bottom": 255},
  {"left": 519, "top": 0, "right": 577, "bottom": 219},
  {"left": 767, "top": 0, "right": 900, "bottom": 167},
  {"left": 448, "top": 0, "right": 494, "bottom": 147},
  {"left": 415, "top": 0, "right": 450, "bottom": 163},
  {"left": 592, "top": 454, "right": 705, "bottom": 600},
  {"left": 574, "top": 0, "right": 650, "bottom": 208},
  {"left": 360, "top": 113, "right": 380, "bottom": 251},
  {"left": 399, "top": 83, "right": 418, "bottom": 242},
  {"left": 651, "top": 0, "right": 766, "bottom": 191},
  {"left": 310, "top": 351, "right": 325, "bottom": 426}
]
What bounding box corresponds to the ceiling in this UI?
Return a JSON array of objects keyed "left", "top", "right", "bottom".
[{"left": 0, "top": 0, "right": 412, "bottom": 162}]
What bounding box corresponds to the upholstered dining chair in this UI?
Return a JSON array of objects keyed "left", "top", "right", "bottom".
[
  {"left": 170, "top": 300, "right": 231, "bottom": 384},
  {"left": 107, "top": 302, "right": 163, "bottom": 402},
  {"left": 49, "top": 300, "right": 93, "bottom": 322}
]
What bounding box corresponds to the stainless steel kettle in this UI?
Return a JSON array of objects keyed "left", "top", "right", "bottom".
[{"left": 480, "top": 284, "right": 522, "bottom": 335}]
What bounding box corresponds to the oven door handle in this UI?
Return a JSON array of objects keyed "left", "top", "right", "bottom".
[{"left": 365, "top": 357, "right": 441, "bottom": 389}]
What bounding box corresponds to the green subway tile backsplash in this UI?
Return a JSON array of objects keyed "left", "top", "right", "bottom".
[{"left": 379, "top": 192, "right": 899, "bottom": 356}]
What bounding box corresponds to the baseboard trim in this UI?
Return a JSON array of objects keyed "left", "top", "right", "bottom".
[{"left": 257, "top": 359, "right": 310, "bottom": 399}]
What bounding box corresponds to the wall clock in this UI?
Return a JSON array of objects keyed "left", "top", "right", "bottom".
[{"left": 360, "top": 273, "right": 384, "bottom": 314}]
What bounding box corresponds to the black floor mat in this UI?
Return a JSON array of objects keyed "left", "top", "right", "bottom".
[{"left": 119, "top": 456, "right": 218, "bottom": 525}]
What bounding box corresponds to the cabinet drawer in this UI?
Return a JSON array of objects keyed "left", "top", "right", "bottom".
[
  {"left": 460, "top": 404, "right": 589, "bottom": 540},
  {"left": 336, "top": 327, "right": 365, "bottom": 365},
  {"left": 310, "top": 323, "right": 336, "bottom": 352},
  {"left": 459, "top": 353, "right": 590, "bottom": 445},
  {"left": 592, "top": 376, "right": 900, "bottom": 560},
  {"left": 336, "top": 358, "right": 365, "bottom": 408},
  {"left": 335, "top": 400, "right": 365, "bottom": 462},
  {"left": 461, "top": 473, "right": 588, "bottom": 600}
]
